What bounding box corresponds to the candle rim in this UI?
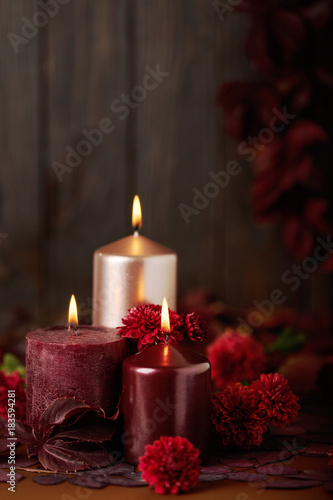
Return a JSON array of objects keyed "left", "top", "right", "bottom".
[
  {"left": 95, "top": 235, "right": 177, "bottom": 257},
  {"left": 26, "top": 325, "right": 126, "bottom": 345},
  {"left": 124, "top": 343, "right": 211, "bottom": 369}
]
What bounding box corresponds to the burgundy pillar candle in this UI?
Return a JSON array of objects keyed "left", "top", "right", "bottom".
[
  {"left": 26, "top": 325, "right": 128, "bottom": 432},
  {"left": 122, "top": 343, "right": 211, "bottom": 464}
]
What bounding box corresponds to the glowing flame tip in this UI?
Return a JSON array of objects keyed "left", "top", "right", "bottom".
[
  {"left": 132, "top": 195, "right": 142, "bottom": 231},
  {"left": 68, "top": 294, "right": 78, "bottom": 326},
  {"left": 161, "top": 297, "right": 170, "bottom": 333}
]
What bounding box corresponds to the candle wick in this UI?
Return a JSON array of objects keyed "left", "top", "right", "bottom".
[
  {"left": 68, "top": 324, "right": 78, "bottom": 336},
  {"left": 165, "top": 334, "right": 169, "bottom": 345},
  {"left": 133, "top": 227, "right": 140, "bottom": 237}
]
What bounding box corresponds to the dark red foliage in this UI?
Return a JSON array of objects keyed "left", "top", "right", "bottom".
[
  {"left": 251, "top": 121, "right": 333, "bottom": 264},
  {"left": 218, "top": 0, "right": 333, "bottom": 268},
  {"left": 15, "top": 398, "right": 118, "bottom": 472}
]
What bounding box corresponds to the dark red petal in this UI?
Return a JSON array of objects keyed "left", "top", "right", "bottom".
[
  {"left": 0, "top": 470, "right": 24, "bottom": 482},
  {"left": 265, "top": 480, "right": 322, "bottom": 489},
  {"left": 32, "top": 474, "right": 67, "bottom": 485}
]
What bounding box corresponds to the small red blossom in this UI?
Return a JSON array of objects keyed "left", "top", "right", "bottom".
[
  {"left": 118, "top": 304, "right": 184, "bottom": 351},
  {"left": 139, "top": 436, "right": 201, "bottom": 495},
  {"left": 0, "top": 370, "right": 26, "bottom": 424},
  {"left": 212, "top": 384, "right": 267, "bottom": 449},
  {"left": 185, "top": 312, "right": 207, "bottom": 342},
  {"left": 207, "top": 329, "right": 266, "bottom": 390},
  {"left": 251, "top": 373, "right": 300, "bottom": 427}
]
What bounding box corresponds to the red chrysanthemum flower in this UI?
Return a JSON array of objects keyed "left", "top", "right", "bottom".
[
  {"left": 117, "top": 304, "right": 184, "bottom": 351},
  {"left": 139, "top": 436, "right": 201, "bottom": 495},
  {"left": 185, "top": 312, "right": 207, "bottom": 342},
  {"left": 0, "top": 370, "right": 26, "bottom": 424},
  {"left": 211, "top": 383, "right": 267, "bottom": 449},
  {"left": 207, "top": 329, "right": 266, "bottom": 390},
  {"left": 329, "top": 447, "right": 333, "bottom": 469},
  {"left": 250, "top": 373, "right": 300, "bottom": 427}
]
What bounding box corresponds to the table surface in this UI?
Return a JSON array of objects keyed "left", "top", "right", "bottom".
[
  {"left": 1, "top": 409, "right": 332, "bottom": 500},
  {"left": 1, "top": 450, "right": 332, "bottom": 500}
]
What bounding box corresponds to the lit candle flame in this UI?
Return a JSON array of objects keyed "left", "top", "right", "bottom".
[
  {"left": 132, "top": 195, "right": 142, "bottom": 232},
  {"left": 161, "top": 297, "right": 170, "bottom": 333},
  {"left": 68, "top": 294, "right": 78, "bottom": 326}
]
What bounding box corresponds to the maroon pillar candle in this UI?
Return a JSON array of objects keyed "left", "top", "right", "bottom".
[
  {"left": 122, "top": 343, "right": 211, "bottom": 464},
  {"left": 26, "top": 326, "right": 128, "bottom": 431}
]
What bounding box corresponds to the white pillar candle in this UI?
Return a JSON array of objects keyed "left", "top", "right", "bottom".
[{"left": 92, "top": 196, "right": 177, "bottom": 328}]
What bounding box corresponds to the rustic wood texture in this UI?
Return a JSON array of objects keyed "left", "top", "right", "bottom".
[
  {"left": 0, "top": 0, "right": 40, "bottom": 334},
  {"left": 0, "top": 0, "right": 330, "bottom": 338}
]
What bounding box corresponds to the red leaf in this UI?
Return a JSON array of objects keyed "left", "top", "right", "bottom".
[
  {"left": 40, "top": 398, "right": 100, "bottom": 437},
  {"left": 51, "top": 412, "right": 116, "bottom": 443},
  {"left": 324, "top": 481, "right": 333, "bottom": 492},
  {"left": 257, "top": 465, "right": 299, "bottom": 475},
  {"left": 24, "top": 398, "right": 120, "bottom": 472},
  {"left": 219, "top": 458, "right": 254, "bottom": 468},
  {"left": 68, "top": 475, "right": 109, "bottom": 489},
  {"left": 0, "top": 438, "right": 9, "bottom": 454},
  {"left": 40, "top": 440, "right": 113, "bottom": 472},
  {"left": 88, "top": 463, "right": 135, "bottom": 476},
  {"left": 287, "top": 121, "right": 328, "bottom": 148},
  {"left": 98, "top": 475, "right": 148, "bottom": 487},
  {"left": 201, "top": 465, "right": 232, "bottom": 474},
  {"left": 32, "top": 474, "right": 67, "bottom": 485},
  {"left": 256, "top": 451, "right": 292, "bottom": 465},
  {"left": 39, "top": 442, "right": 89, "bottom": 472},
  {"left": 199, "top": 473, "right": 228, "bottom": 482},
  {"left": 302, "top": 444, "right": 331, "bottom": 456},
  {"left": 265, "top": 480, "right": 322, "bottom": 489},
  {"left": 0, "top": 455, "right": 39, "bottom": 469},
  {"left": 14, "top": 420, "right": 37, "bottom": 445},
  {"left": 227, "top": 472, "right": 267, "bottom": 482},
  {"left": 0, "top": 470, "right": 24, "bottom": 482}
]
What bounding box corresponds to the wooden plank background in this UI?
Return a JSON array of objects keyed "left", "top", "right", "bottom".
[{"left": 0, "top": 0, "right": 331, "bottom": 342}]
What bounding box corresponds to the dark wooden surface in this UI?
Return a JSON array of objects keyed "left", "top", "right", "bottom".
[{"left": 0, "top": 0, "right": 331, "bottom": 339}]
